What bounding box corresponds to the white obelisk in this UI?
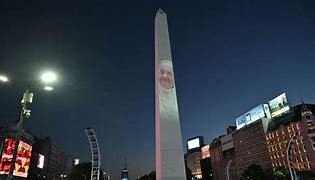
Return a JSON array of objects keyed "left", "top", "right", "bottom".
[{"left": 155, "top": 8, "right": 186, "bottom": 180}]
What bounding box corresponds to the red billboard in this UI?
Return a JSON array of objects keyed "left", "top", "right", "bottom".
[
  {"left": 0, "top": 138, "right": 32, "bottom": 178},
  {"left": 201, "top": 145, "right": 210, "bottom": 159}
]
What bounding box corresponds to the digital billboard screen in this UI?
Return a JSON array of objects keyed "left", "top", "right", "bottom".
[
  {"left": 37, "top": 154, "right": 44, "bottom": 169},
  {"left": 187, "top": 138, "right": 200, "bottom": 150},
  {"left": 74, "top": 158, "right": 80, "bottom": 165},
  {"left": 236, "top": 104, "right": 266, "bottom": 129},
  {"left": 201, "top": 145, "right": 210, "bottom": 159},
  {"left": 0, "top": 138, "right": 32, "bottom": 178},
  {"left": 268, "top": 93, "right": 290, "bottom": 117}
]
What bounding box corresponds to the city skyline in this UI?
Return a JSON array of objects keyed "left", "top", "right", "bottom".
[{"left": 1, "top": 0, "right": 315, "bottom": 179}]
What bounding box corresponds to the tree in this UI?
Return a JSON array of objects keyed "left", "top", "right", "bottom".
[
  {"left": 273, "top": 166, "right": 288, "bottom": 180},
  {"left": 242, "top": 164, "right": 265, "bottom": 180},
  {"left": 67, "top": 162, "right": 91, "bottom": 180}
]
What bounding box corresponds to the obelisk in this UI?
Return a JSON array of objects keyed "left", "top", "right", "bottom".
[{"left": 155, "top": 8, "right": 186, "bottom": 180}]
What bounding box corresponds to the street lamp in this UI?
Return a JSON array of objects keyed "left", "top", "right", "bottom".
[
  {"left": 0, "top": 75, "right": 9, "bottom": 82},
  {"left": 4, "top": 71, "right": 57, "bottom": 180}
]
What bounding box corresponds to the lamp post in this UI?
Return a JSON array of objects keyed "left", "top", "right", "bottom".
[{"left": 2, "top": 71, "right": 57, "bottom": 180}]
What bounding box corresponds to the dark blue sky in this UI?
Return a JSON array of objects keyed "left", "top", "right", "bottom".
[{"left": 0, "top": 0, "right": 315, "bottom": 179}]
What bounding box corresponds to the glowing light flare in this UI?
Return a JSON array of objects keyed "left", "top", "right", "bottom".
[
  {"left": 40, "top": 72, "right": 57, "bottom": 83},
  {"left": 0, "top": 75, "right": 9, "bottom": 82},
  {"left": 44, "top": 86, "right": 54, "bottom": 91}
]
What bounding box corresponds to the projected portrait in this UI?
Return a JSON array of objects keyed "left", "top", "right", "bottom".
[
  {"left": 159, "top": 60, "right": 174, "bottom": 90},
  {"left": 159, "top": 60, "right": 178, "bottom": 120}
]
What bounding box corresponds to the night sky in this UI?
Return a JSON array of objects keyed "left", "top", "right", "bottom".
[{"left": 1, "top": 0, "right": 315, "bottom": 179}]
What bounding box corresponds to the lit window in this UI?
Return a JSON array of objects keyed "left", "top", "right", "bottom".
[
  {"left": 276, "top": 131, "right": 279, "bottom": 137},
  {"left": 282, "top": 129, "right": 285, "bottom": 135},
  {"left": 288, "top": 127, "right": 291, "bottom": 133},
  {"left": 296, "top": 124, "right": 300, "bottom": 130}
]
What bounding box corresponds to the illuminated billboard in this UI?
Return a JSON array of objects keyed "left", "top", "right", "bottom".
[
  {"left": 236, "top": 104, "right": 266, "bottom": 129},
  {"left": 0, "top": 138, "right": 32, "bottom": 178},
  {"left": 187, "top": 138, "right": 200, "bottom": 150},
  {"left": 201, "top": 145, "right": 210, "bottom": 159},
  {"left": 268, "top": 93, "right": 290, "bottom": 117},
  {"left": 74, "top": 158, "right": 80, "bottom": 165},
  {"left": 37, "top": 154, "right": 45, "bottom": 169}
]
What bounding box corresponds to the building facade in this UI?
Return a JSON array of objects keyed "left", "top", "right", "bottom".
[
  {"left": 233, "top": 119, "right": 273, "bottom": 178},
  {"left": 28, "top": 137, "right": 68, "bottom": 180},
  {"left": 266, "top": 104, "right": 315, "bottom": 175}
]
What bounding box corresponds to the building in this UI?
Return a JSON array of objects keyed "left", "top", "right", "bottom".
[
  {"left": 266, "top": 103, "right": 315, "bottom": 175},
  {"left": 210, "top": 128, "right": 237, "bottom": 180},
  {"left": 185, "top": 136, "right": 204, "bottom": 179},
  {"left": 233, "top": 119, "right": 273, "bottom": 178},
  {"left": 209, "top": 137, "right": 225, "bottom": 180},
  {"left": 28, "top": 137, "right": 67, "bottom": 180},
  {"left": 200, "top": 145, "right": 213, "bottom": 180},
  {"left": 121, "top": 168, "right": 128, "bottom": 180}
]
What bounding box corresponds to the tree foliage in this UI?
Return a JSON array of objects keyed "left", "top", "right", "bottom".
[{"left": 242, "top": 164, "right": 265, "bottom": 180}]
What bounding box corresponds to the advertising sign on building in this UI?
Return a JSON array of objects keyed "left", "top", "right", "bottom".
[
  {"left": 187, "top": 138, "right": 200, "bottom": 150},
  {"left": 74, "top": 158, "right": 80, "bottom": 165},
  {"left": 0, "top": 138, "right": 32, "bottom": 178},
  {"left": 268, "top": 93, "right": 290, "bottom": 117},
  {"left": 221, "top": 134, "right": 234, "bottom": 151},
  {"left": 201, "top": 145, "right": 210, "bottom": 159},
  {"left": 235, "top": 104, "right": 266, "bottom": 129},
  {"left": 37, "top": 154, "right": 45, "bottom": 169}
]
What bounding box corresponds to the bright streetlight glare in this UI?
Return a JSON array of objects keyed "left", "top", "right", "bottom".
[
  {"left": 0, "top": 75, "right": 9, "bottom": 82},
  {"left": 41, "top": 72, "right": 57, "bottom": 83},
  {"left": 44, "top": 86, "right": 54, "bottom": 91}
]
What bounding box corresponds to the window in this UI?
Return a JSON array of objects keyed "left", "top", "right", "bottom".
[{"left": 287, "top": 127, "right": 291, "bottom": 133}]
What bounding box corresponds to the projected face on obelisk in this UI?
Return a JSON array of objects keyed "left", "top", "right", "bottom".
[{"left": 159, "top": 60, "right": 174, "bottom": 90}]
